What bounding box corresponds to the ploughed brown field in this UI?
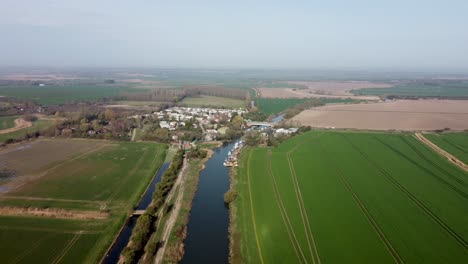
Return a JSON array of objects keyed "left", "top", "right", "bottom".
[
  {"left": 292, "top": 99, "right": 468, "bottom": 131},
  {"left": 288, "top": 81, "right": 392, "bottom": 95}
]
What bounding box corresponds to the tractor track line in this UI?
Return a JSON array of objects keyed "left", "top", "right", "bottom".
[
  {"left": 52, "top": 232, "right": 81, "bottom": 264},
  {"left": 267, "top": 150, "right": 308, "bottom": 264},
  {"left": 343, "top": 135, "right": 468, "bottom": 250},
  {"left": 403, "top": 136, "right": 467, "bottom": 186},
  {"left": 10, "top": 234, "right": 53, "bottom": 264},
  {"left": 441, "top": 138, "right": 468, "bottom": 155},
  {"left": 107, "top": 149, "right": 148, "bottom": 203},
  {"left": 378, "top": 137, "right": 468, "bottom": 199},
  {"left": 320, "top": 144, "right": 404, "bottom": 264},
  {"left": 246, "top": 150, "right": 265, "bottom": 264},
  {"left": 287, "top": 150, "right": 321, "bottom": 264}
]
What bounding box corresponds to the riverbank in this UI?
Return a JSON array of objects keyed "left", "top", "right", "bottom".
[
  {"left": 227, "top": 148, "right": 246, "bottom": 264},
  {"left": 101, "top": 157, "right": 170, "bottom": 264},
  {"left": 159, "top": 148, "right": 214, "bottom": 262}
]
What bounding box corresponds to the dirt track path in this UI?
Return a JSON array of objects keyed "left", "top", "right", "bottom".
[
  {"left": 0, "top": 118, "right": 32, "bottom": 134},
  {"left": 131, "top": 128, "right": 136, "bottom": 141},
  {"left": 415, "top": 133, "right": 468, "bottom": 172},
  {"left": 154, "top": 158, "right": 188, "bottom": 264},
  {"left": 0, "top": 206, "right": 109, "bottom": 220}
]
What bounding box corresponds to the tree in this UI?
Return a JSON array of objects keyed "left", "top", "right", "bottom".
[
  {"left": 104, "top": 109, "right": 116, "bottom": 121},
  {"left": 231, "top": 115, "right": 244, "bottom": 130},
  {"left": 245, "top": 91, "right": 252, "bottom": 110},
  {"left": 244, "top": 131, "right": 261, "bottom": 146}
]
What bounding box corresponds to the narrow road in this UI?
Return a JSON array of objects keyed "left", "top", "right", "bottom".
[{"left": 154, "top": 157, "right": 188, "bottom": 264}]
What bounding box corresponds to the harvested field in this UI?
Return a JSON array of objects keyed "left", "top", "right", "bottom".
[
  {"left": 288, "top": 81, "right": 393, "bottom": 96},
  {"left": 233, "top": 131, "right": 468, "bottom": 263},
  {"left": 0, "top": 139, "right": 167, "bottom": 263},
  {"left": 292, "top": 100, "right": 468, "bottom": 131},
  {"left": 0, "top": 139, "right": 101, "bottom": 183},
  {"left": 257, "top": 87, "right": 380, "bottom": 100}
]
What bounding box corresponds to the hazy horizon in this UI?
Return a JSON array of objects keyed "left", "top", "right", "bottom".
[{"left": 1, "top": 0, "right": 467, "bottom": 71}]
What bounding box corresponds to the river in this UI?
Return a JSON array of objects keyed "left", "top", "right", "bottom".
[
  {"left": 180, "top": 141, "right": 234, "bottom": 263},
  {"left": 102, "top": 162, "right": 170, "bottom": 264}
]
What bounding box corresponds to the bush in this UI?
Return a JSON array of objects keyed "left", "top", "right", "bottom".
[
  {"left": 224, "top": 190, "right": 237, "bottom": 204},
  {"left": 23, "top": 115, "right": 38, "bottom": 122},
  {"left": 187, "top": 147, "right": 207, "bottom": 159}
]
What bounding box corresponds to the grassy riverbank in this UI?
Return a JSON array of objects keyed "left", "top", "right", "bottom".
[{"left": 161, "top": 148, "right": 213, "bottom": 262}]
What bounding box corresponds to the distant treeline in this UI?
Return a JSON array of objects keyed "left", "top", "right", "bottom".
[{"left": 120, "top": 86, "right": 247, "bottom": 103}]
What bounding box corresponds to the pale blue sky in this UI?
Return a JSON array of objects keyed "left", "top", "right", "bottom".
[{"left": 1, "top": 0, "right": 467, "bottom": 70}]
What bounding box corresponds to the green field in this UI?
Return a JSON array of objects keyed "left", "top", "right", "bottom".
[
  {"left": 234, "top": 131, "right": 468, "bottom": 263},
  {"left": 0, "top": 116, "right": 17, "bottom": 130},
  {"left": 0, "top": 85, "right": 145, "bottom": 105},
  {"left": 0, "top": 139, "right": 167, "bottom": 263},
  {"left": 257, "top": 98, "right": 357, "bottom": 115},
  {"left": 352, "top": 82, "right": 468, "bottom": 97},
  {"left": 179, "top": 96, "right": 245, "bottom": 108},
  {"left": 424, "top": 133, "right": 468, "bottom": 164},
  {"left": 0, "top": 119, "right": 55, "bottom": 143}
]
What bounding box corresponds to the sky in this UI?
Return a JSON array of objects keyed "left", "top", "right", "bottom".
[{"left": 0, "top": 0, "right": 467, "bottom": 71}]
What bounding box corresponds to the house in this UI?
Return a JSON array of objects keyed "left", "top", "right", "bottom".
[{"left": 159, "top": 121, "right": 170, "bottom": 129}]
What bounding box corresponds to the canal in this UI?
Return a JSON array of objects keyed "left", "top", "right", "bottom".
[
  {"left": 180, "top": 141, "right": 234, "bottom": 263},
  {"left": 102, "top": 162, "right": 170, "bottom": 264}
]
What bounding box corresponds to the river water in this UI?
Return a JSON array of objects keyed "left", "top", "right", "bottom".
[
  {"left": 102, "top": 162, "right": 170, "bottom": 264},
  {"left": 180, "top": 141, "right": 234, "bottom": 263},
  {"left": 272, "top": 113, "right": 285, "bottom": 123}
]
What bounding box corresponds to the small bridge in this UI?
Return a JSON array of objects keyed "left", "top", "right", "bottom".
[
  {"left": 246, "top": 122, "right": 274, "bottom": 127},
  {"left": 133, "top": 210, "right": 146, "bottom": 216}
]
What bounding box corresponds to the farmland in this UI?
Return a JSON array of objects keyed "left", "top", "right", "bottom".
[
  {"left": 0, "top": 85, "right": 145, "bottom": 105},
  {"left": 352, "top": 81, "right": 468, "bottom": 98},
  {"left": 292, "top": 99, "right": 468, "bottom": 131},
  {"left": 180, "top": 96, "right": 245, "bottom": 108},
  {"left": 233, "top": 131, "right": 468, "bottom": 263},
  {"left": 424, "top": 133, "right": 468, "bottom": 164},
  {"left": 257, "top": 98, "right": 356, "bottom": 115},
  {"left": 0, "top": 118, "right": 55, "bottom": 143},
  {"left": 0, "top": 116, "right": 17, "bottom": 130},
  {"left": 0, "top": 139, "right": 167, "bottom": 263}
]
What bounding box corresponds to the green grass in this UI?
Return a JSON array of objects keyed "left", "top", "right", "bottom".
[
  {"left": 424, "top": 133, "right": 468, "bottom": 164},
  {"left": 0, "top": 116, "right": 17, "bottom": 130},
  {"left": 234, "top": 131, "right": 468, "bottom": 263},
  {"left": 257, "top": 98, "right": 357, "bottom": 115},
  {"left": 352, "top": 82, "right": 468, "bottom": 97},
  {"left": 0, "top": 140, "right": 167, "bottom": 263},
  {"left": 0, "top": 119, "right": 54, "bottom": 143},
  {"left": 0, "top": 85, "right": 145, "bottom": 105},
  {"left": 257, "top": 98, "right": 307, "bottom": 115},
  {"left": 179, "top": 96, "right": 245, "bottom": 108}
]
